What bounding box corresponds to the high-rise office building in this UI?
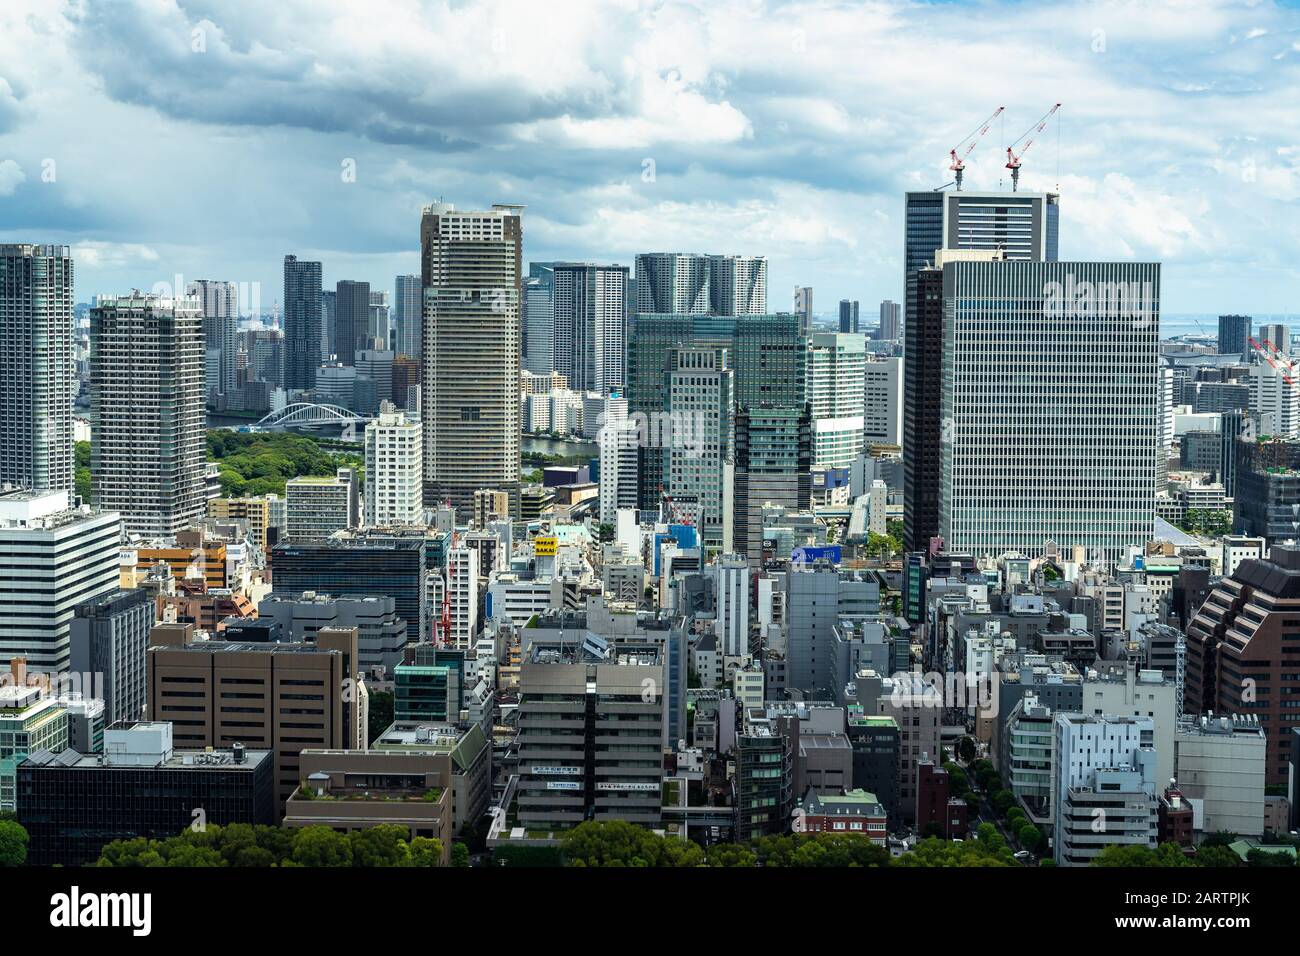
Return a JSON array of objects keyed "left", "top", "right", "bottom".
[
  {"left": 863, "top": 356, "right": 902, "bottom": 448},
  {"left": 938, "top": 259, "right": 1159, "bottom": 563},
  {"left": 633, "top": 253, "right": 767, "bottom": 315},
  {"left": 420, "top": 202, "right": 523, "bottom": 512},
  {"left": 902, "top": 191, "right": 1059, "bottom": 552},
  {"left": 320, "top": 287, "right": 335, "bottom": 361},
  {"left": 90, "top": 292, "right": 206, "bottom": 539},
  {"left": 333, "top": 279, "right": 369, "bottom": 366},
  {"left": 364, "top": 406, "right": 423, "bottom": 527},
  {"left": 551, "top": 262, "right": 629, "bottom": 394},
  {"left": 838, "top": 299, "right": 860, "bottom": 333},
  {"left": 283, "top": 255, "right": 323, "bottom": 391},
  {"left": 794, "top": 285, "right": 813, "bottom": 334},
  {"left": 69, "top": 588, "right": 153, "bottom": 727},
  {"left": 522, "top": 265, "right": 555, "bottom": 376},
  {"left": 0, "top": 244, "right": 75, "bottom": 495},
  {"left": 879, "top": 299, "right": 901, "bottom": 341},
  {"left": 597, "top": 396, "right": 639, "bottom": 525},
  {"left": 664, "top": 347, "right": 735, "bottom": 553},
  {"left": 187, "top": 279, "right": 238, "bottom": 399},
  {"left": 903, "top": 264, "right": 944, "bottom": 552},
  {"left": 0, "top": 489, "right": 120, "bottom": 671},
  {"left": 368, "top": 289, "right": 390, "bottom": 351},
  {"left": 392, "top": 275, "right": 422, "bottom": 359},
  {"left": 1260, "top": 322, "right": 1290, "bottom": 355},
  {"left": 807, "top": 332, "right": 866, "bottom": 468},
  {"left": 1218, "top": 314, "right": 1251, "bottom": 355},
  {"left": 626, "top": 310, "right": 806, "bottom": 556}
]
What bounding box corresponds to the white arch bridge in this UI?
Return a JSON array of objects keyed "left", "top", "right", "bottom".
[{"left": 245, "top": 402, "right": 374, "bottom": 432}]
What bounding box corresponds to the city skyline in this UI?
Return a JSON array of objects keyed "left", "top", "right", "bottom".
[{"left": 3, "top": 1, "right": 1300, "bottom": 314}]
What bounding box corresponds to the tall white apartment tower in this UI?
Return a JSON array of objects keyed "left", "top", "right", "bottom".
[
  {"left": 551, "top": 262, "right": 629, "bottom": 394},
  {"left": 0, "top": 244, "right": 75, "bottom": 495},
  {"left": 364, "top": 404, "right": 423, "bottom": 527},
  {"left": 90, "top": 292, "right": 207, "bottom": 539},
  {"left": 447, "top": 545, "right": 480, "bottom": 649},
  {"left": 1248, "top": 360, "right": 1299, "bottom": 438},
  {"left": 420, "top": 202, "right": 522, "bottom": 512},
  {"left": 597, "top": 396, "right": 639, "bottom": 525},
  {"left": 807, "top": 332, "right": 866, "bottom": 468},
  {"left": 938, "top": 259, "right": 1160, "bottom": 564}
]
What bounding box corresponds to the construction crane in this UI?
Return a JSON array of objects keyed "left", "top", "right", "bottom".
[
  {"left": 657, "top": 483, "right": 694, "bottom": 528},
  {"left": 1004, "top": 103, "right": 1061, "bottom": 192},
  {"left": 948, "top": 106, "right": 1004, "bottom": 191},
  {"left": 1250, "top": 336, "right": 1298, "bottom": 386}
]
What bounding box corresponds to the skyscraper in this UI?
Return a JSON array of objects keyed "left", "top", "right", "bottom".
[
  {"left": 937, "top": 259, "right": 1160, "bottom": 563},
  {"left": 334, "top": 279, "right": 370, "bottom": 366},
  {"left": 420, "top": 202, "right": 523, "bottom": 511},
  {"left": 794, "top": 286, "right": 813, "bottom": 334},
  {"left": 838, "top": 299, "right": 860, "bottom": 333},
  {"left": 551, "top": 262, "right": 629, "bottom": 394},
  {"left": 187, "top": 279, "right": 238, "bottom": 399},
  {"left": 807, "top": 332, "right": 866, "bottom": 468},
  {"left": 0, "top": 244, "right": 75, "bottom": 495},
  {"left": 90, "top": 292, "right": 207, "bottom": 539},
  {"left": 1261, "top": 322, "right": 1290, "bottom": 355},
  {"left": 878, "top": 299, "right": 901, "bottom": 341},
  {"left": 0, "top": 488, "right": 121, "bottom": 671},
  {"left": 903, "top": 264, "right": 944, "bottom": 553},
  {"left": 664, "top": 346, "right": 735, "bottom": 553},
  {"left": 364, "top": 406, "right": 423, "bottom": 527},
  {"left": 392, "top": 275, "right": 421, "bottom": 359},
  {"left": 522, "top": 267, "right": 555, "bottom": 376},
  {"left": 902, "top": 191, "right": 1059, "bottom": 554},
  {"left": 1217, "top": 314, "right": 1251, "bottom": 355},
  {"left": 633, "top": 253, "right": 767, "bottom": 315},
  {"left": 283, "top": 255, "right": 323, "bottom": 391}
]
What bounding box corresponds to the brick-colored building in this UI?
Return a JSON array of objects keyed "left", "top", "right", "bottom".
[{"left": 1185, "top": 543, "right": 1300, "bottom": 785}]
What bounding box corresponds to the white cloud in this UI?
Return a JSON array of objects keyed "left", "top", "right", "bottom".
[{"left": 0, "top": 159, "right": 25, "bottom": 195}]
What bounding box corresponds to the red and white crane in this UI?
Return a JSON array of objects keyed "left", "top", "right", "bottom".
[
  {"left": 948, "top": 106, "right": 1004, "bottom": 191},
  {"left": 1005, "top": 103, "right": 1061, "bottom": 192}
]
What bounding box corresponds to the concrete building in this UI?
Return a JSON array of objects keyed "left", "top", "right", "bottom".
[
  {"left": 18, "top": 721, "right": 274, "bottom": 865},
  {"left": 1174, "top": 713, "right": 1267, "bottom": 838},
  {"left": 1186, "top": 543, "right": 1300, "bottom": 784},
  {"left": 551, "top": 262, "right": 629, "bottom": 394},
  {"left": 259, "top": 591, "right": 408, "bottom": 675},
  {"left": 0, "top": 244, "right": 75, "bottom": 495},
  {"left": 633, "top": 253, "right": 767, "bottom": 315},
  {"left": 664, "top": 347, "right": 734, "bottom": 553},
  {"left": 878, "top": 299, "right": 900, "bottom": 341},
  {"left": 420, "top": 202, "right": 522, "bottom": 512},
  {"left": 283, "top": 255, "right": 323, "bottom": 391},
  {"left": 938, "top": 259, "right": 1158, "bottom": 563},
  {"left": 710, "top": 555, "right": 750, "bottom": 658},
  {"left": 187, "top": 279, "right": 239, "bottom": 399},
  {"left": 516, "top": 637, "right": 666, "bottom": 830},
  {"left": 863, "top": 356, "right": 902, "bottom": 448},
  {"left": 146, "top": 623, "right": 363, "bottom": 804},
  {"left": 90, "top": 292, "right": 206, "bottom": 539},
  {"left": 807, "top": 332, "right": 866, "bottom": 468},
  {"left": 1053, "top": 713, "right": 1157, "bottom": 866},
  {"left": 286, "top": 468, "right": 359, "bottom": 542},
  {"left": 1083, "top": 665, "right": 1177, "bottom": 799},
  {"left": 854, "top": 670, "right": 941, "bottom": 822},
  {"left": 523, "top": 267, "right": 555, "bottom": 376},
  {"left": 0, "top": 677, "right": 68, "bottom": 812},
  {"left": 69, "top": 588, "right": 153, "bottom": 727},
  {"left": 364, "top": 405, "right": 422, "bottom": 528},
  {"left": 371, "top": 720, "right": 492, "bottom": 837},
  {"left": 597, "top": 397, "right": 639, "bottom": 525},
  {"left": 0, "top": 489, "right": 120, "bottom": 671},
  {"left": 392, "top": 274, "right": 422, "bottom": 359}
]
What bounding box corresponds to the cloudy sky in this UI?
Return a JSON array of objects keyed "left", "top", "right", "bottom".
[{"left": 1, "top": 0, "right": 1298, "bottom": 317}]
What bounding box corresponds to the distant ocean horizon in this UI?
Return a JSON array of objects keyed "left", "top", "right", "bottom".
[{"left": 1161, "top": 313, "right": 1300, "bottom": 340}]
